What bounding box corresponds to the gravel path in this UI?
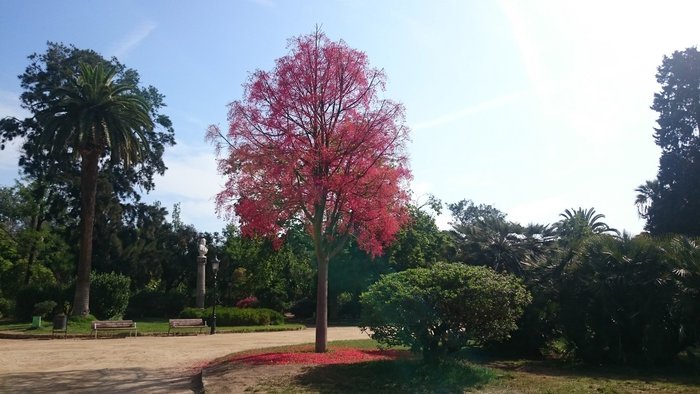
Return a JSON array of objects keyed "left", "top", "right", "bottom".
[{"left": 0, "top": 327, "right": 368, "bottom": 393}]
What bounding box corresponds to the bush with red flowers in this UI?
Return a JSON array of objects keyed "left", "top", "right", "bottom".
[{"left": 235, "top": 296, "right": 260, "bottom": 308}]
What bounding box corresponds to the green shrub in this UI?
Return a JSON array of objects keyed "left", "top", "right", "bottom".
[
  {"left": 360, "top": 262, "right": 531, "bottom": 361},
  {"left": 0, "top": 297, "right": 13, "bottom": 319},
  {"left": 33, "top": 300, "right": 57, "bottom": 318},
  {"left": 180, "top": 306, "right": 284, "bottom": 326},
  {"left": 14, "top": 284, "right": 68, "bottom": 322},
  {"left": 126, "top": 289, "right": 187, "bottom": 318},
  {"left": 90, "top": 272, "right": 130, "bottom": 320}
]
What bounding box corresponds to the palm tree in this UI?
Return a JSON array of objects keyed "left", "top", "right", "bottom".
[
  {"left": 39, "top": 62, "right": 153, "bottom": 315},
  {"left": 635, "top": 180, "right": 659, "bottom": 219},
  {"left": 555, "top": 207, "right": 619, "bottom": 244},
  {"left": 451, "top": 217, "right": 557, "bottom": 275}
]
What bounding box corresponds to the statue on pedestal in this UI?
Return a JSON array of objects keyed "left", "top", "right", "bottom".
[{"left": 198, "top": 238, "right": 208, "bottom": 258}]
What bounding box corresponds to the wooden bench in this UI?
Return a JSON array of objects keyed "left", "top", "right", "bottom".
[
  {"left": 91, "top": 320, "right": 137, "bottom": 338},
  {"left": 168, "top": 318, "right": 207, "bottom": 335}
]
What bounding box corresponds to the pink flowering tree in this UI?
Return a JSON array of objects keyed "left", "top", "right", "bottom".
[{"left": 208, "top": 29, "right": 411, "bottom": 352}]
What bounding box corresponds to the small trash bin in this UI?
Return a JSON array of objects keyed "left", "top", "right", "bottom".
[
  {"left": 53, "top": 314, "right": 67, "bottom": 330},
  {"left": 53, "top": 314, "right": 68, "bottom": 337},
  {"left": 31, "top": 316, "right": 42, "bottom": 328}
]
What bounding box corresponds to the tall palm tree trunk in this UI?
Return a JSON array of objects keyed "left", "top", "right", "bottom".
[{"left": 72, "top": 149, "right": 99, "bottom": 316}]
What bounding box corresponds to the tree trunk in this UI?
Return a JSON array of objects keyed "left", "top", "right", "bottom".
[
  {"left": 315, "top": 254, "right": 329, "bottom": 352},
  {"left": 24, "top": 213, "right": 40, "bottom": 285},
  {"left": 72, "top": 150, "right": 99, "bottom": 316}
]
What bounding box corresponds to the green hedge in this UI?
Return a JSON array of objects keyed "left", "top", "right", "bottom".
[{"left": 180, "top": 306, "right": 284, "bottom": 326}]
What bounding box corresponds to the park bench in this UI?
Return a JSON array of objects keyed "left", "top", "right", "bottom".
[
  {"left": 91, "top": 320, "right": 137, "bottom": 338},
  {"left": 168, "top": 318, "right": 207, "bottom": 335}
]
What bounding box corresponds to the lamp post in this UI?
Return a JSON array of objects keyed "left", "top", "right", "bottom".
[{"left": 210, "top": 255, "right": 220, "bottom": 335}]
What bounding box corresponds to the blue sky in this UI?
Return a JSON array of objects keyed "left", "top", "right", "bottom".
[{"left": 1, "top": 0, "right": 699, "bottom": 234}]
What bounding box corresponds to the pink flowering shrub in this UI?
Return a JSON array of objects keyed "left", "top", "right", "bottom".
[{"left": 235, "top": 296, "right": 259, "bottom": 309}]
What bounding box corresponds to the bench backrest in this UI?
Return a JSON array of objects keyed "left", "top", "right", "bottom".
[
  {"left": 170, "top": 318, "right": 205, "bottom": 327},
  {"left": 92, "top": 320, "right": 135, "bottom": 329}
]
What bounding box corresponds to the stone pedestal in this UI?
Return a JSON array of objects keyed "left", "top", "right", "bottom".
[{"left": 196, "top": 256, "right": 207, "bottom": 308}]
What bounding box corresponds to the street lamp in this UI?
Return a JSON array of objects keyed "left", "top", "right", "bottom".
[{"left": 210, "top": 255, "right": 220, "bottom": 335}]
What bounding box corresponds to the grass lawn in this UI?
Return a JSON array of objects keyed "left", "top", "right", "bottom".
[
  {"left": 208, "top": 339, "right": 700, "bottom": 393},
  {"left": 0, "top": 317, "right": 305, "bottom": 337}
]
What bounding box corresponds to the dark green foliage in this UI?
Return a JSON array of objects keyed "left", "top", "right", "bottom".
[
  {"left": 555, "top": 207, "right": 619, "bottom": 244},
  {"left": 33, "top": 300, "right": 57, "bottom": 318},
  {"left": 90, "top": 271, "right": 130, "bottom": 319},
  {"left": 180, "top": 306, "right": 284, "bottom": 326},
  {"left": 448, "top": 199, "right": 506, "bottom": 226},
  {"left": 125, "top": 289, "right": 187, "bottom": 318},
  {"left": 386, "top": 205, "right": 452, "bottom": 271},
  {"left": 223, "top": 224, "right": 313, "bottom": 312},
  {"left": 638, "top": 47, "right": 700, "bottom": 236},
  {"left": 448, "top": 199, "right": 556, "bottom": 275},
  {"left": 0, "top": 298, "right": 14, "bottom": 319},
  {"left": 296, "top": 359, "right": 497, "bottom": 393},
  {"left": 360, "top": 263, "right": 531, "bottom": 360},
  {"left": 14, "top": 284, "right": 68, "bottom": 322},
  {"left": 558, "top": 235, "right": 699, "bottom": 365},
  {"left": 0, "top": 183, "right": 74, "bottom": 292},
  {"left": 290, "top": 297, "right": 315, "bottom": 319},
  {"left": 328, "top": 241, "right": 392, "bottom": 320}
]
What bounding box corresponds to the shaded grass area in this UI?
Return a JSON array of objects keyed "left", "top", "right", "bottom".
[
  {"left": 213, "top": 340, "right": 700, "bottom": 393},
  {"left": 295, "top": 359, "right": 497, "bottom": 393},
  {"left": 466, "top": 346, "right": 700, "bottom": 393},
  {"left": 0, "top": 318, "right": 304, "bottom": 337}
]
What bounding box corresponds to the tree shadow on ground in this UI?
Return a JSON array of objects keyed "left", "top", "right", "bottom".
[
  {"left": 463, "top": 347, "right": 700, "bottom": 389},
  {"left": 0, "top": 367, "right": 199, "bottom": 393},
  {"left": 294, "top": 359, "right": 496, "bottom": 393}
]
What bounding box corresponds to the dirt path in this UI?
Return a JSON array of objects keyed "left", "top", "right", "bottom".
[{"left": 0, "top": 327, "right": 368, "bottom": 393}]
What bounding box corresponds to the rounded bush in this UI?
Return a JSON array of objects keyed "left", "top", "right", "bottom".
[
  {"left": 90, "top": 272, "right": 130, "bottom": 320},
  {"left": 360, "top": 262, "right": 531, "bottom": 360}
]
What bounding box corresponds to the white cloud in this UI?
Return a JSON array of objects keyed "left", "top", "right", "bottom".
[
  {"left": 110, "top": 21, "right": 157, "bottom": 59},
  {"left": 144, "top": 141, "right": 230, "bottom": 232},
  {"left": 153, "top": 142, "right": 223, "bottom": 201}
]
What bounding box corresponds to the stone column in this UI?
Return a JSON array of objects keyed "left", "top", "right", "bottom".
[{"left": 196, "top": 256, "right": 207, "bottom": 308}]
